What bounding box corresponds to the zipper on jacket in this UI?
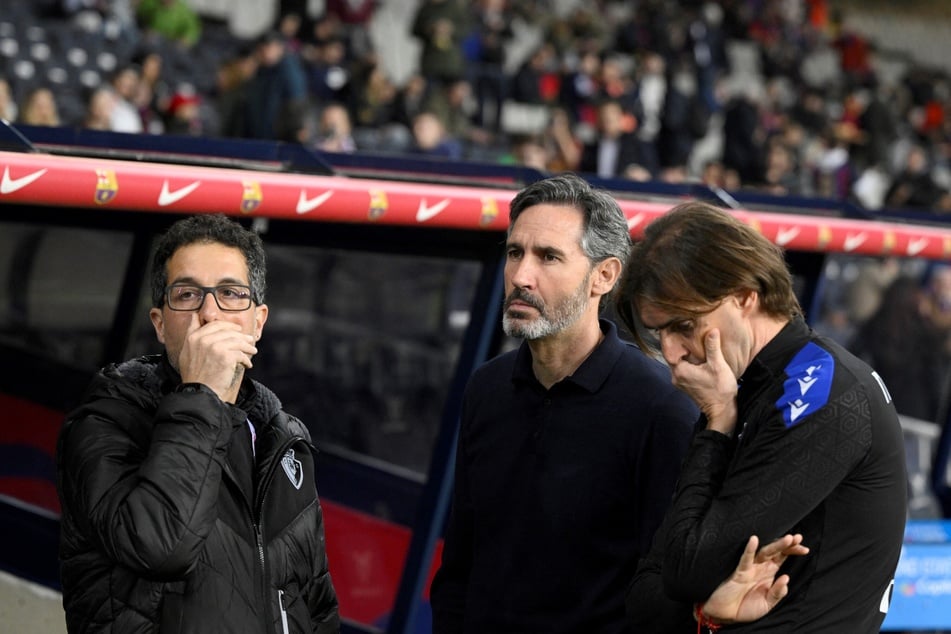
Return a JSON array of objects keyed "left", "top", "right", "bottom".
[
  {"left": 278, "top": 589, "right": 290, "bottom": 634},
  {"left": 256, "top": 435, "right": 305, "bottom": 633}
]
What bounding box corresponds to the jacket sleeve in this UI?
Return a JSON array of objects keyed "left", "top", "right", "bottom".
[
  {"left": 661, "top": 387, "right": 874, "bottom": 602},
  {"left": 307, "top": 495, "right": 340, "bottom": 633},
  {"left": 626, "top": 524, "right": 695, "bottom": 632},
  {"left": 58, "top": 385, "right": 242, "bottom": 578},
  {"left": 429, "top": 404, "right": 474, "bottom": 633}
]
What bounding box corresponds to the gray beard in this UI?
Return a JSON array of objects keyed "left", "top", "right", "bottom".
[{"left": 502, "top": 273, "right": 591, "bottom": 340}]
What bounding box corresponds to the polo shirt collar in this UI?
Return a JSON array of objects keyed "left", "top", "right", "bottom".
[{"left": 512, "top": 319, "right": 625, "bottom": 393}]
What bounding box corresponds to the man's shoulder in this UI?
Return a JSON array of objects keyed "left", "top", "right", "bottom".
[{"left": 612, "top": 341, "right": 674, "bottom": 381}]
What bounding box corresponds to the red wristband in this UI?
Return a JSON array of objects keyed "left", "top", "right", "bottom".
[{"left": 694, "top": 603, "right": 722, "bottom": 633}]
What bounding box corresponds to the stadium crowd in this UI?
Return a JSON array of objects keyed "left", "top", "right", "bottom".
[
  {"left": 0, "top": 0, "right": 949, "bottom": 214},
  {"left": 4, "top": 0, "right": 951, "bottom": 429}
]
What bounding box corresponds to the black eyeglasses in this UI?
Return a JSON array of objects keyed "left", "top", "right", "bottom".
[{"left": 164, "top": 284, "right": 254, "bottom": 311}]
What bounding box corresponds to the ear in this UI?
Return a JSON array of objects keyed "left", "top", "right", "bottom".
[
  {"left": 149, "top": 307, "right": 166, "bottom": 344},
  {"left": 591, "top": 256, "right": 622, "bottom": 298},
  {"left": 253, "top": 304, "right": 269, "bottom": 341},
  {"left": 735, "top": 289, "right": 759, "bottom": 315}
]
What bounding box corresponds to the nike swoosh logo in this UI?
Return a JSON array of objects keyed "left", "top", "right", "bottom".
[
  {"left": 908, "top": 238, "right": 928, "bottom": 256},
  {"left": 416, "top": 198, "right": 450, "bottom": 222},
  {"left": 296, "top": 190, "right": 333, "bottom": 214},
  {"left": 627, "top": 213, "right": 645, "bottom": 230},
  {"left": 775, "top": 226, "right": 800, "bottom": 246},
  {"left": 1, "top": 166, "right": 48, "bottom": 194},
  {"left": 158, "top": 180, "right": 200, "bottom": 206},
  {"left": 844, "top": 232, "right": 867, "bottom": 251}
]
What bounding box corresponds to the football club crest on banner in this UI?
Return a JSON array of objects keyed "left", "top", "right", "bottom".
[
  {"left": 479, "top": 196, "right": 498, "bottom": 226},
  {"left": 281, "top": 449, "right": 303, "bottom": 490},
  {"left": 368, "top": 189, "right": 388, "bottom": 220},
  {"left": 241, "top": 180, "right": 262, "bottom": 213},
  {"left": 94, "top": 169, "right": 118, "bottom": 204}
]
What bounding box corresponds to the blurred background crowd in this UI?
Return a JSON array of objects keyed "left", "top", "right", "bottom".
[
  {"left": 1, "top": 0, "right": 949, "bottom": 212},
  {"left": 3, "top": 0, "right": 951, "bottom": 426}
]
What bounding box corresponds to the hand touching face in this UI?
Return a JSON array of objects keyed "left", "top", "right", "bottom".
[{"left": 150, "top": 242, "right": 268, "bottom": 403}]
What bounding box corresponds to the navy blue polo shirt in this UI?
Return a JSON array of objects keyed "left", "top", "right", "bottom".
[{"left": 431, "top": 319, "right": 699, "bottom": 634}]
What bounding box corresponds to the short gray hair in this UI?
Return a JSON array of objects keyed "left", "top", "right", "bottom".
[{"left": 508, "top": 173, "right": 632, "bottom": 267}]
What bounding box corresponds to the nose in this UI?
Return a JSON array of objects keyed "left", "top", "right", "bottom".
[
  {"left": 507, "top": 257, "right": 535, "bottom": 290},
  {"left": 659, "top": 331, "right": 687, "bottom": 366},
  {"left": 196, "top": 289, "right": 221, "bottom": 322}
]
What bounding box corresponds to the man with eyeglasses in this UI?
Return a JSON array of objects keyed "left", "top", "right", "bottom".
[{"left": 56, "top": 214, "right": 339, "bottom": 633}]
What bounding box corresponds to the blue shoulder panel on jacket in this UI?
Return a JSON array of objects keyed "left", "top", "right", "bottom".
[{"left": 775, "top": 342, "right": 834, "bottom": 428}]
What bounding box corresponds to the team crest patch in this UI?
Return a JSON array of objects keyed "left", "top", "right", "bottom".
[{"left": 281, "top": 449, "right": 303, "bottom": 490}]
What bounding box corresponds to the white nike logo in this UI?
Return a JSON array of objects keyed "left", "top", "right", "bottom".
[
  {"left": 296, "top": 190, "right": 332, "bottom": 214},
  {"left": 1, "top": 166, "right": 48, "bottom": 194},
  {"left": 844, "top": 232, "right": 867, "bottom": 251},
  {"left": 790, "top": 399, "right": 809, "bottom": 422},
  {"left": 158, "top": 180, "right": 200, "bottom": 206},
  {"left": 416, "top": 198, "right": 450, "bottom": 222},
  {"left": 627, "top": 213, "right": 645, "bottom": 230},
  {"left": 775, "top": 226, "right": 800, "bottom": 246},
  {"left": 907, "top": 237, "right": 928, "bottom": 256}
]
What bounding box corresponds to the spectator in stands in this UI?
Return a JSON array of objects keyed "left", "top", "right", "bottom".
[
  {"left": 83, "top": 86, "right": 117, "bottom": 130},
  {"left": 212, "top": 45, "right": 258, "bottom": 138},
  {"left": 18, "top": 86, "right": 61, "bottom": 127},
  {"left": 314, "top": 102, "right": 356, "bottom": 153},
  {"left": 392, "top": 73, "right": 430, "bottom": 132},
  {"left": 430, "top": 173, "right": 699, "bottom": 633},
  {"left": 304, "top": 34, "right": 352, "bottom": 106},
  {"left": 722, "top": 85, "right": 766, "bottom": 185},
  {"left": 243, "top": 31, "right": 309, "bottom": 142},
  {"left": 657, "top": 63, "right": 709, "bottom": 180},
  {"left": 541, "top": 106, "right": 581, "bottom": 172},
  {"left": 164, "top": 89, "right": 203, "bottom": 136},
  {"left": 136, "top": 0, "right": 202, "bottom": 49},
  {"left": 618, "top": 201, "right": 906, "bottom": 632},
  {"left": 411, "top": 0, "right": 468, "bottom": 87},
  {"left": 346, "top": 64, "right": 410, "bottom": 152},
  {"left": 0, "top": 76, "right": 18, "bottom": 122},
  {"left": 466, "top": 0, "right": 514, "bottom": 130},
  {"left": 509, "top": 134, "right": 550, "bottom": 172},
  {"left": 578, "top": 98, "right": 658, "bottom": 179},
  {"left": 809, "top": 126, "right": 854, "bottom": 200},
  {"left": 107, "top": 64, "right": 145, "bottom": 133},
  {"left": 884, "top": 143, "right": 946, "bottom": 210},
  {"left": 509, "top": 43, "right": 559, "bottom": 107},
  {"left": 851, "top": 274, "right": 951, "bottom": 422},
  {"left": 56, "top": 214, "right": 339, "bottom": 633},
  {"left": 325, "top": 0, "right": 378, "bottom": 63},
  {"left": 409, "top": 110, "right": 461, "bottom": 160},
  {"left": 426, "top": 78, "right": 494, "bottom": 156},
  {"left": 508, "top": 109, "right": 580, "bottom": 174},
  {"left": 761, "top": 136, "right": 801, "bottom": 195},
  {"left": 132, "top": 47, "right": 171, "bottom": 134}
]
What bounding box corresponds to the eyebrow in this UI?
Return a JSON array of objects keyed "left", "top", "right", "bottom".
[
  {"left": 168, "top": 276, "right": 248, "bottom": 286},
  {"left": 506, "top": 239, "right": 569, "bottom": 258}
]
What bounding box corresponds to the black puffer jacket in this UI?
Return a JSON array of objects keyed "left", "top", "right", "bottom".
[{"left": 56, "top": 355, "right": 339, "bottom": 633}]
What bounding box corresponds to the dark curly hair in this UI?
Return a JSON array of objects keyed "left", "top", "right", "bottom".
[{"left": 150, "top": 214, "right": 267, "bottom": 308}]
